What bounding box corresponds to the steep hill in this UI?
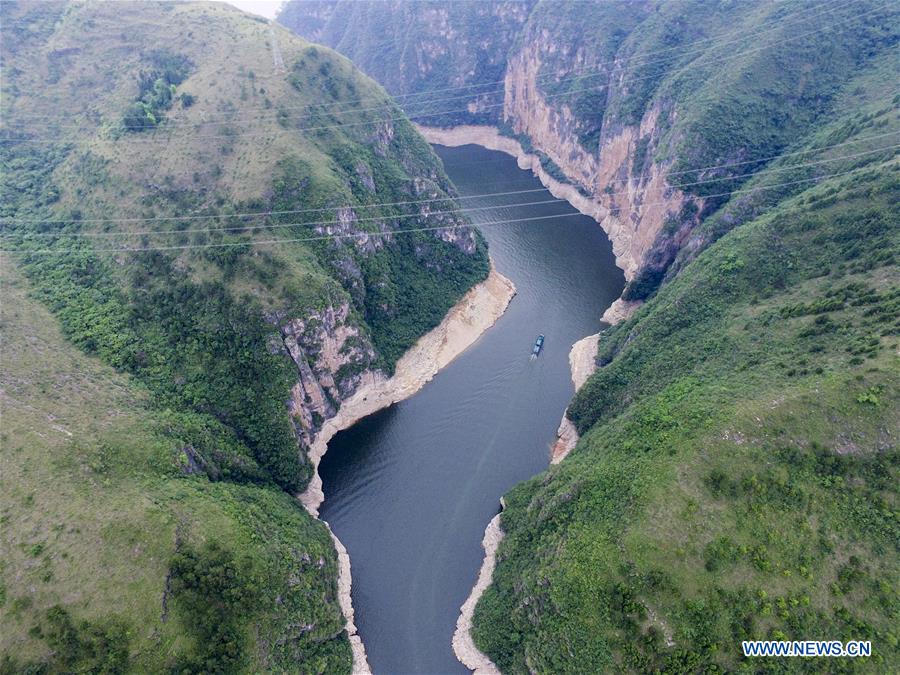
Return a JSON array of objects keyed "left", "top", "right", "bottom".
[
  {"left": 280, "top": 0, "right": 898, "bottom": 287},
  {"left": 1, "top": 0, "right": 488, "bottom": 671},
  {"left": 277, "top": 0, "right": 535, "bottom": 126},
  {"left": 476, "top": 158, "right": 899, "bottom": 674},
  {"left": 280, "top": 1, "right": 900, "bottom": 672}
]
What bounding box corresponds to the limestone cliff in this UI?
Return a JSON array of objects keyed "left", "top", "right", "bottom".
[
  {"left": 282, "top": 0, "right": 891, "bottom": 300},
  {"left": 279, "top": 0, "right": 694, "bottom": 291},
  {"left": 502, "top": 31, "right": 692, "bottom": 281},
  {"left": 280, "top": 301, "right": 378, "bottom": 450}
]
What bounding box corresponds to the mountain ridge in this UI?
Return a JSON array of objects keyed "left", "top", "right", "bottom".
[{"left": 1, "top": 1, "right": 491, "bottom": 670}]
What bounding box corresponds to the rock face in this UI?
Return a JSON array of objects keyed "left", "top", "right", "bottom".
[
  {"left": 280, "top": 301, "right": 378, "bottom": 451},
  {"left": 279, "top": 0, "right": 695, "bottom": 295},
  {"left": 279, "top": 0, "right": 535, "bottom": 126},
  {"left": 491, "top": 19, "right": 696, "bottom": 290}
]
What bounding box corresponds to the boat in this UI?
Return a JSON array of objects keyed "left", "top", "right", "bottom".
[{"left": 532, "top": 334, "right": 545, "bottom": 356}]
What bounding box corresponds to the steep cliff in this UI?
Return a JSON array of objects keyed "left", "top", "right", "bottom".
[
  {"left": 0, "top": 0, "right": 490, "bottom": 670},
  {"left": 281, "top": 0, "right": 897, "bottom": 294},
  {"left": 278, "top": 0, "right": 535, "bottom": 126}
]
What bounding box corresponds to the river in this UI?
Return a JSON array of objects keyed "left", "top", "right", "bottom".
[{"left": 319, "top": 144, "right": 625, "bottom": 674}]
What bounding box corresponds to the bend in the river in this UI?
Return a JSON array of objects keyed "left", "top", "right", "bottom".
[{"left": 319, "top": 145, "right": 625, "bottom": 674}]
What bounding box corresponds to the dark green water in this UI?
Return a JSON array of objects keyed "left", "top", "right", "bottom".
[{"left": 319, "top": 145, "right": 625, "bottom": 674}]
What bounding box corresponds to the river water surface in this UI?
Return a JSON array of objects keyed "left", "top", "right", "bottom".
[{"left": 319, "top": 144, "right": 625, "bottom": 674}]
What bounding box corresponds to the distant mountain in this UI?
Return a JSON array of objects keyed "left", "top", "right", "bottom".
[
  {"left": 281, "top": 1, "right": 900, "bottom": 672},
  {"left": 0, "top": 1, "right": 487, "bottom": 671},
  {"left": 278, "top": 0, "right": 535, "bottom": 127}
]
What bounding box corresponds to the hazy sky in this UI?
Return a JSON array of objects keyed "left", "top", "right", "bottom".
[{"left": 226, "top": 0, "right": 283, "bottom": 20}]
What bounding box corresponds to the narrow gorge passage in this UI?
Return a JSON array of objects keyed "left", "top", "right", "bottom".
[{"left": 319, "top": 145, "right": 625, "bottom": 674}]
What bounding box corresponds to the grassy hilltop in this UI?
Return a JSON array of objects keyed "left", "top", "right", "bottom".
[{"left": 1, "top": 0, "right": 487, "bottom": 671}]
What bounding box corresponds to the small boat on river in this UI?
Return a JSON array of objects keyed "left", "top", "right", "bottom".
[{"left": 532, "top": 334, "right": 545, "bottom": 357}]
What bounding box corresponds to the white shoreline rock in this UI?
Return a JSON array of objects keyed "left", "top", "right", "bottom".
[
  {"left": 452, "top": 509, "right": 505, "bottom": 675},
  {"left": 551, "top": 300, "right": 641, "bottom": 466}
]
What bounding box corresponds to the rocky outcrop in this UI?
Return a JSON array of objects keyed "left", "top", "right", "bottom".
[
  {"left": 280, "top": 301, "right": 378, "bottom": 452},
  {"left": 550, "top": 334, "right": 599, "bottom": 465},
  {"left": 600, "top": 297, "right": 642, "bottom": 326},
  {"left": 452, "top": 506, "right": 504, "bottom": 674}
]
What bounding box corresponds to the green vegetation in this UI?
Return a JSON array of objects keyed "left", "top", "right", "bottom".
[
  {"left": 168, "top": 541, "right": 264, "bottom": 672},
  {"left": 122, "top": 50, "right": 193, "bottom": 131},
  {"left": 0, "top": 255, "right": 350, "bottom": 672},
  {"left": 474, "top": 164, "right": 899, "bottom": 672},
  {"left": 1, "top": 0, "right": 487, "bottom": 671}
]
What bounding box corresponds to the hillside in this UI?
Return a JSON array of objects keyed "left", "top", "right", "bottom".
[
  {"left": 0, "top": 255, "right": 348, "bottom": 671},
  {"left": 280, "top": 0, "right": 898, "bottom": 287},
  {"left": 277, "top": 0, "right": 535, "bottom": 127},
  {"left": 475, "top": 160, "right": 899, "bottom": 673},
  {"left": 1, "top": 0, "right": 488, "bottom": 671},
  {"left": 280, "top": 1, "right": 900, "bottom": 672}
]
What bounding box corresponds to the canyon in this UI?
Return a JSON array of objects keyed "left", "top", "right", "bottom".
[
  {"left": 280, "top": 2, "right": 900, "bottom": 672},
  {"left": 1, "top": 1, "right": 896, "bottom": 672}
]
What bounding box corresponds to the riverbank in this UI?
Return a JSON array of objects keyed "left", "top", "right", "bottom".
[
  {"left": 551, "top": 299, "right": 642, "bottom": 464},
  {"left": 424, "top": 126, "right": 637, "bottom": 672},
  {"left": 455, "top": 316, "right": 611, "bottom": 672},
  {"left": 300, "top": 263, "right": 516, "bottom": 674},
  {"left": 417, "top": 124, "right": 638, "bottom": 281},
  {"left": 452, "top": 503, "right": 505, "bottom": 674}
]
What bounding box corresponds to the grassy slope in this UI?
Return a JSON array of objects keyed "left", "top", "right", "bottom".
[
  {"left": 0, "top": 0, "right": 487, "bottom": 671},
  {"left": 443, "top": 10, "right": 900, "bottom": 668},
  {"left": 1, "top": 0, "right": 487, "bottom": 361},
  {"left": 0, "top": 254, "right": 349, "bottom": 672},
  {"left": 473, "top": 159, "right": 899, "bottom": 671}
]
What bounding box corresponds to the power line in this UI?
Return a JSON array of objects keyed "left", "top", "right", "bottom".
[
  {"left": 6, "top": 142, "right": 895, "bottom": 239},
  {"left": 6, "top": 164, "right": 892, "bottom": 255},
  {"left": 5, "top": 197, "right": 567, "bottom": 238},
  {"left": 5, "top": 130, "right": 896, "bottom": 227}
]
